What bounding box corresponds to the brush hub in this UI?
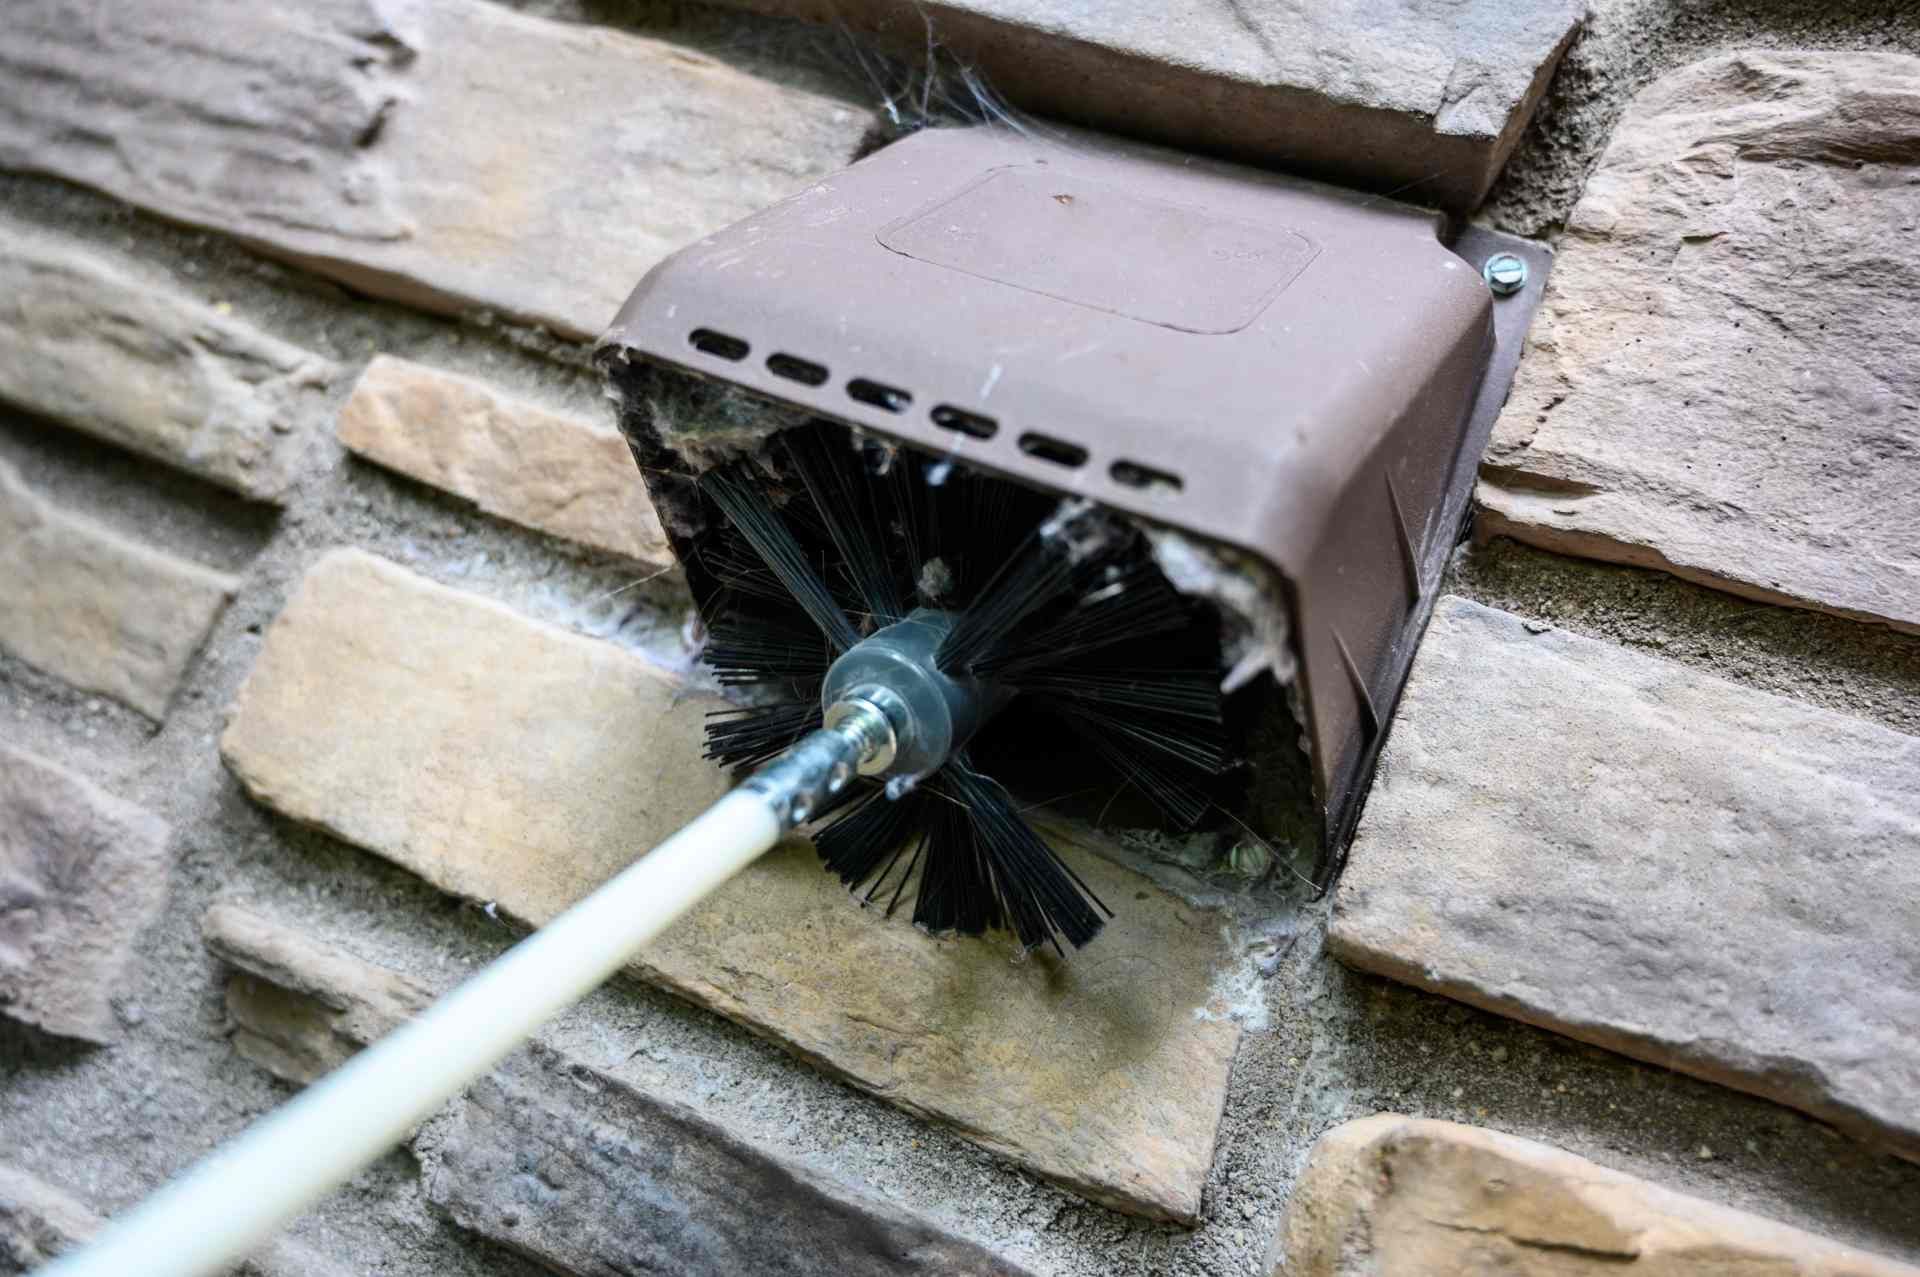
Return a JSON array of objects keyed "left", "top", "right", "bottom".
[{"left": 821, "top": 609, "right": 999, "bottom": 780}]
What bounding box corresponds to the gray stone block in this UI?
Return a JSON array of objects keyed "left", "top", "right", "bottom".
[
  {"left": 0, "top": 0, "right": 872, "bottom": 339},
  {"left": 1481, "top": 51, "right": 1920, "bottom": 634},
  {"left": 0, "top": 223, "right": 337, "bottom": 502},
  {"left": 426, "top": 1044, "right": 1033, "bottom": 1276},
  {"left": 203, "top": 903, "right": 1034, "bottom": 1276},
  {"left": 0, "top": 458, "right": 237, "bottom": 720},
  {"left": 0, "top": 746, "right": 170, "bottom": 1045},
  {"left": 1332, "top": 597, "right": 1920, "bottom": 1164},
  {"left": 713, "top": 0, "right": 1583, "bottom": 212}
]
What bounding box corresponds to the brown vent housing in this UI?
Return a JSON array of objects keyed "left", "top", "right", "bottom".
[{"left": 598, "top": 123, "right": 1547, "bottom": 872}]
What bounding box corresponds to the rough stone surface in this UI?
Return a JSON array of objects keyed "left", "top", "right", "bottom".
[
  {"left": 0, "top": 1165, "right": 101, "bottom": 1273},
  {"left": 0, "top": 1162, "right": 348, "bottom": 1277},
  {"left": 719, "top": 0, "right": 1580, "bottom": 212},
  {"left": 1331, "top": 597, "right": 1920, "bottom": 1163},
  {"left": 0, "top": 223, "right": 336, "bottom": 502},
  {"left": 338, "top": 355, "right": 670, "bottom": 566},
  {"left": 1480, "top": 0, "right": 1920, "bottom": 240},
  {"left": 202, "top": 908, "right": 1030, "bottom": 1277},
  {"left": 220, "top": 548, "right": 1242, "bottom": 1222},
  {"left": 628, "top": 830, "right": 1241, "bottom": 1224},
  {"left": 1480, "top": 51, "right": 1920, "bottom": 634},
  {"left": 203, "top": 901, "right": 430, "bottom": 1086},
  {"left": 0, "top": 744, "right": 170, "bottom": 1045},
  {"left": 0, "top": 0, "right": 871, "bottom": 340},
  {"left": 0, "top": 457, "right": 238, "bottom": 719},
  {"left": 428, "top": 1045, "right": 1033, "bottom": 1276},
  {"left": 1278, "top": 1115, "right": 1920, "bottom": 1276},
  {"left": 1449, "top": 537, "right": 1920, "bottom": 741},
  {"left": 220, "top": 548, "right": 733, "bottom": 918}
]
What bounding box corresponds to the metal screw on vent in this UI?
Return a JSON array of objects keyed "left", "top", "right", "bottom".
[{"left": 1482, "top": 252, "right": 1529, "bottom": 296}]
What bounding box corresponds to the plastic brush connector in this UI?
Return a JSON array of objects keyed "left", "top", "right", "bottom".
[
  {"left": 748, "top": 607, "right": 1007, "bottom": 826},
  {"left": 821, "top": 608, "right": 1001, "bottom": 781}
]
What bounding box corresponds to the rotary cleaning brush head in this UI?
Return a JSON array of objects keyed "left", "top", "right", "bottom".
[
  {"left": 696, "top": 423, "right": 1234, "bottom": 951},
  {"left": 599, "top": 122, "right": 1540, "bottom": 946}
]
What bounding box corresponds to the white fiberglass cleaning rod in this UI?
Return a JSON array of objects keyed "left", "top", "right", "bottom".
[{"left": 44, "top": 786, "right": 785, "bottom": 1277}]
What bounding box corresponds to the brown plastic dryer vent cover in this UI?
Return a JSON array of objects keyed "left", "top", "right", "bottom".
[{"left": 598, "top": 123, "right": 1547, "bottom": 878}]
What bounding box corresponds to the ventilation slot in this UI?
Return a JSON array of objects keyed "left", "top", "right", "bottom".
[
  {"left": 1018, "top": 432, "right": 1088, "bottom": 468},
  {"left": 688, "top": 329, "right": 749, "bottom": 361},
  {"left": 848, "top": 378, "right": 911, "bottom": 412},
  {"left": 930, "top": 405, "right": 997, "bottom": 439},
  {"left": 1110, "top": 460, "right": 1184, "bottom": 495},
  {"left": 767, "top": 353, "right": 829, "bottom": 386}
]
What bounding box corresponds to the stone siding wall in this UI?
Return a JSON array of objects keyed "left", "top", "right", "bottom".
[{"left": 4, "top": 3, "right": 1919, "bottom": 1274}]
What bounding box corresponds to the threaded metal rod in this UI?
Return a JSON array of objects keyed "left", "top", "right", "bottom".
[{"left": 741, "top": 697, "right": 897, "bottom": 827}]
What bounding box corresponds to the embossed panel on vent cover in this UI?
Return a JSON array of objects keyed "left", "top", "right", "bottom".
[{"left": 879, "top": 168, "right": 1318, "bottom": 334}]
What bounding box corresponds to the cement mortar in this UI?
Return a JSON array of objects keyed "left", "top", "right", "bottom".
[
  {"left": 7, "top": 10, "right": 1920, "bottom": 1269},
  {"left": 1452, "top": 537, "right": 1920, "bottom": 738}
]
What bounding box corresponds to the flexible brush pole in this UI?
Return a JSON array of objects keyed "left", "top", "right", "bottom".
[{"left": 44, "top": 702, "right": 898, "bottom": 1277}]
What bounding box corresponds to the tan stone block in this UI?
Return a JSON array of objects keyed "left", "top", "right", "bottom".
[
  {"left": 220, "top": 548, "right": 731, "bottom": 915},
  {"left": 220, "top": 548, "right": 1241, "bottom": 1221},
  {"left": 0, "top": 0, "right": 871, "bottom": 339},
  {"left": 0, "top": 223, "right": 337, "bottom": 502},
  {"left": 1331, "top": 598, "right": 1920, "bottom": 1163},
  {"left": 1278, "top": 1115, "right": 1918, "bottom": 1275},
  {"left": 0, "top": 458, "right": 238, "bottom": 719},
  {"left": 337, "top": 355, "right": 669, "bottom": 566},
  {"left": 0, "top": 744, "right": 170, "bottom": 1046},
  {"left": 1481, "top": 51, "right": 1920, "bottom": 633},
  {"left": 628, "top": 829, "right": 1238, "bottom": 1223}
]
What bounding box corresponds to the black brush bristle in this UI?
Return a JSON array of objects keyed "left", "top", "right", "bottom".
[
  {"left": 704, "top": 702, "right": 823, "bottom": 770},
  {"left": 696, "top": 423, "right": 1235, "bottom": 952},
  {"left": 783, "top": 429, "right": 907, "bottom": 629},
  {"left": 702, "top": 464, "right": 861, "bottom": 653},
  {"left": 936, "top": 502, "right": 1116, "bottom": 673},
  {"left": 815, "top": 787, "right": 928, "bottom": 894},
  {"left": 942, "top": 760, "right": 1111, "bottom": 953},
  {"left": 703, "top": 612, "right": 831, "bottom": 689}
]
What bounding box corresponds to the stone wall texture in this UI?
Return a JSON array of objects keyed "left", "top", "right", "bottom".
[
  {"left": 1332, "top": 597, "right": 1920, "bottom": 1163},
  {"left": 712, "top": 0, "right": 1582, "bottom": 212},
  {"left": 0, "top": 745, "right": 170, "bottom": 1044},
  {"left": 337, "top": 355, "right": 672, "bottom": 567},
  {"left": 0, "top": 0, "right": 872, "bottom": 339},
  {"left": 0, "top": 459, "right": 237, "bottom": 719},
  {"left": 219, "top": 549, "right": 1242, "bottom": 1224},
  {"left": 1279, "top": 1116, "right": 1920, "bottom": 1277},
  {"left": 0, "top": 1162, "right": 352, "bottom": 1276},
  {"left": 4, "top": 2, "right": 1920, "bottom": 1275},
  {"left": 1481, "top": 51, "right": 1920, "bottom": 634},
  {"left": 204, "top": 902, "right": 1031, "bottom": 1277},
  {"left": 0, "top": 222, "right": 339, "bottom": 501}
]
